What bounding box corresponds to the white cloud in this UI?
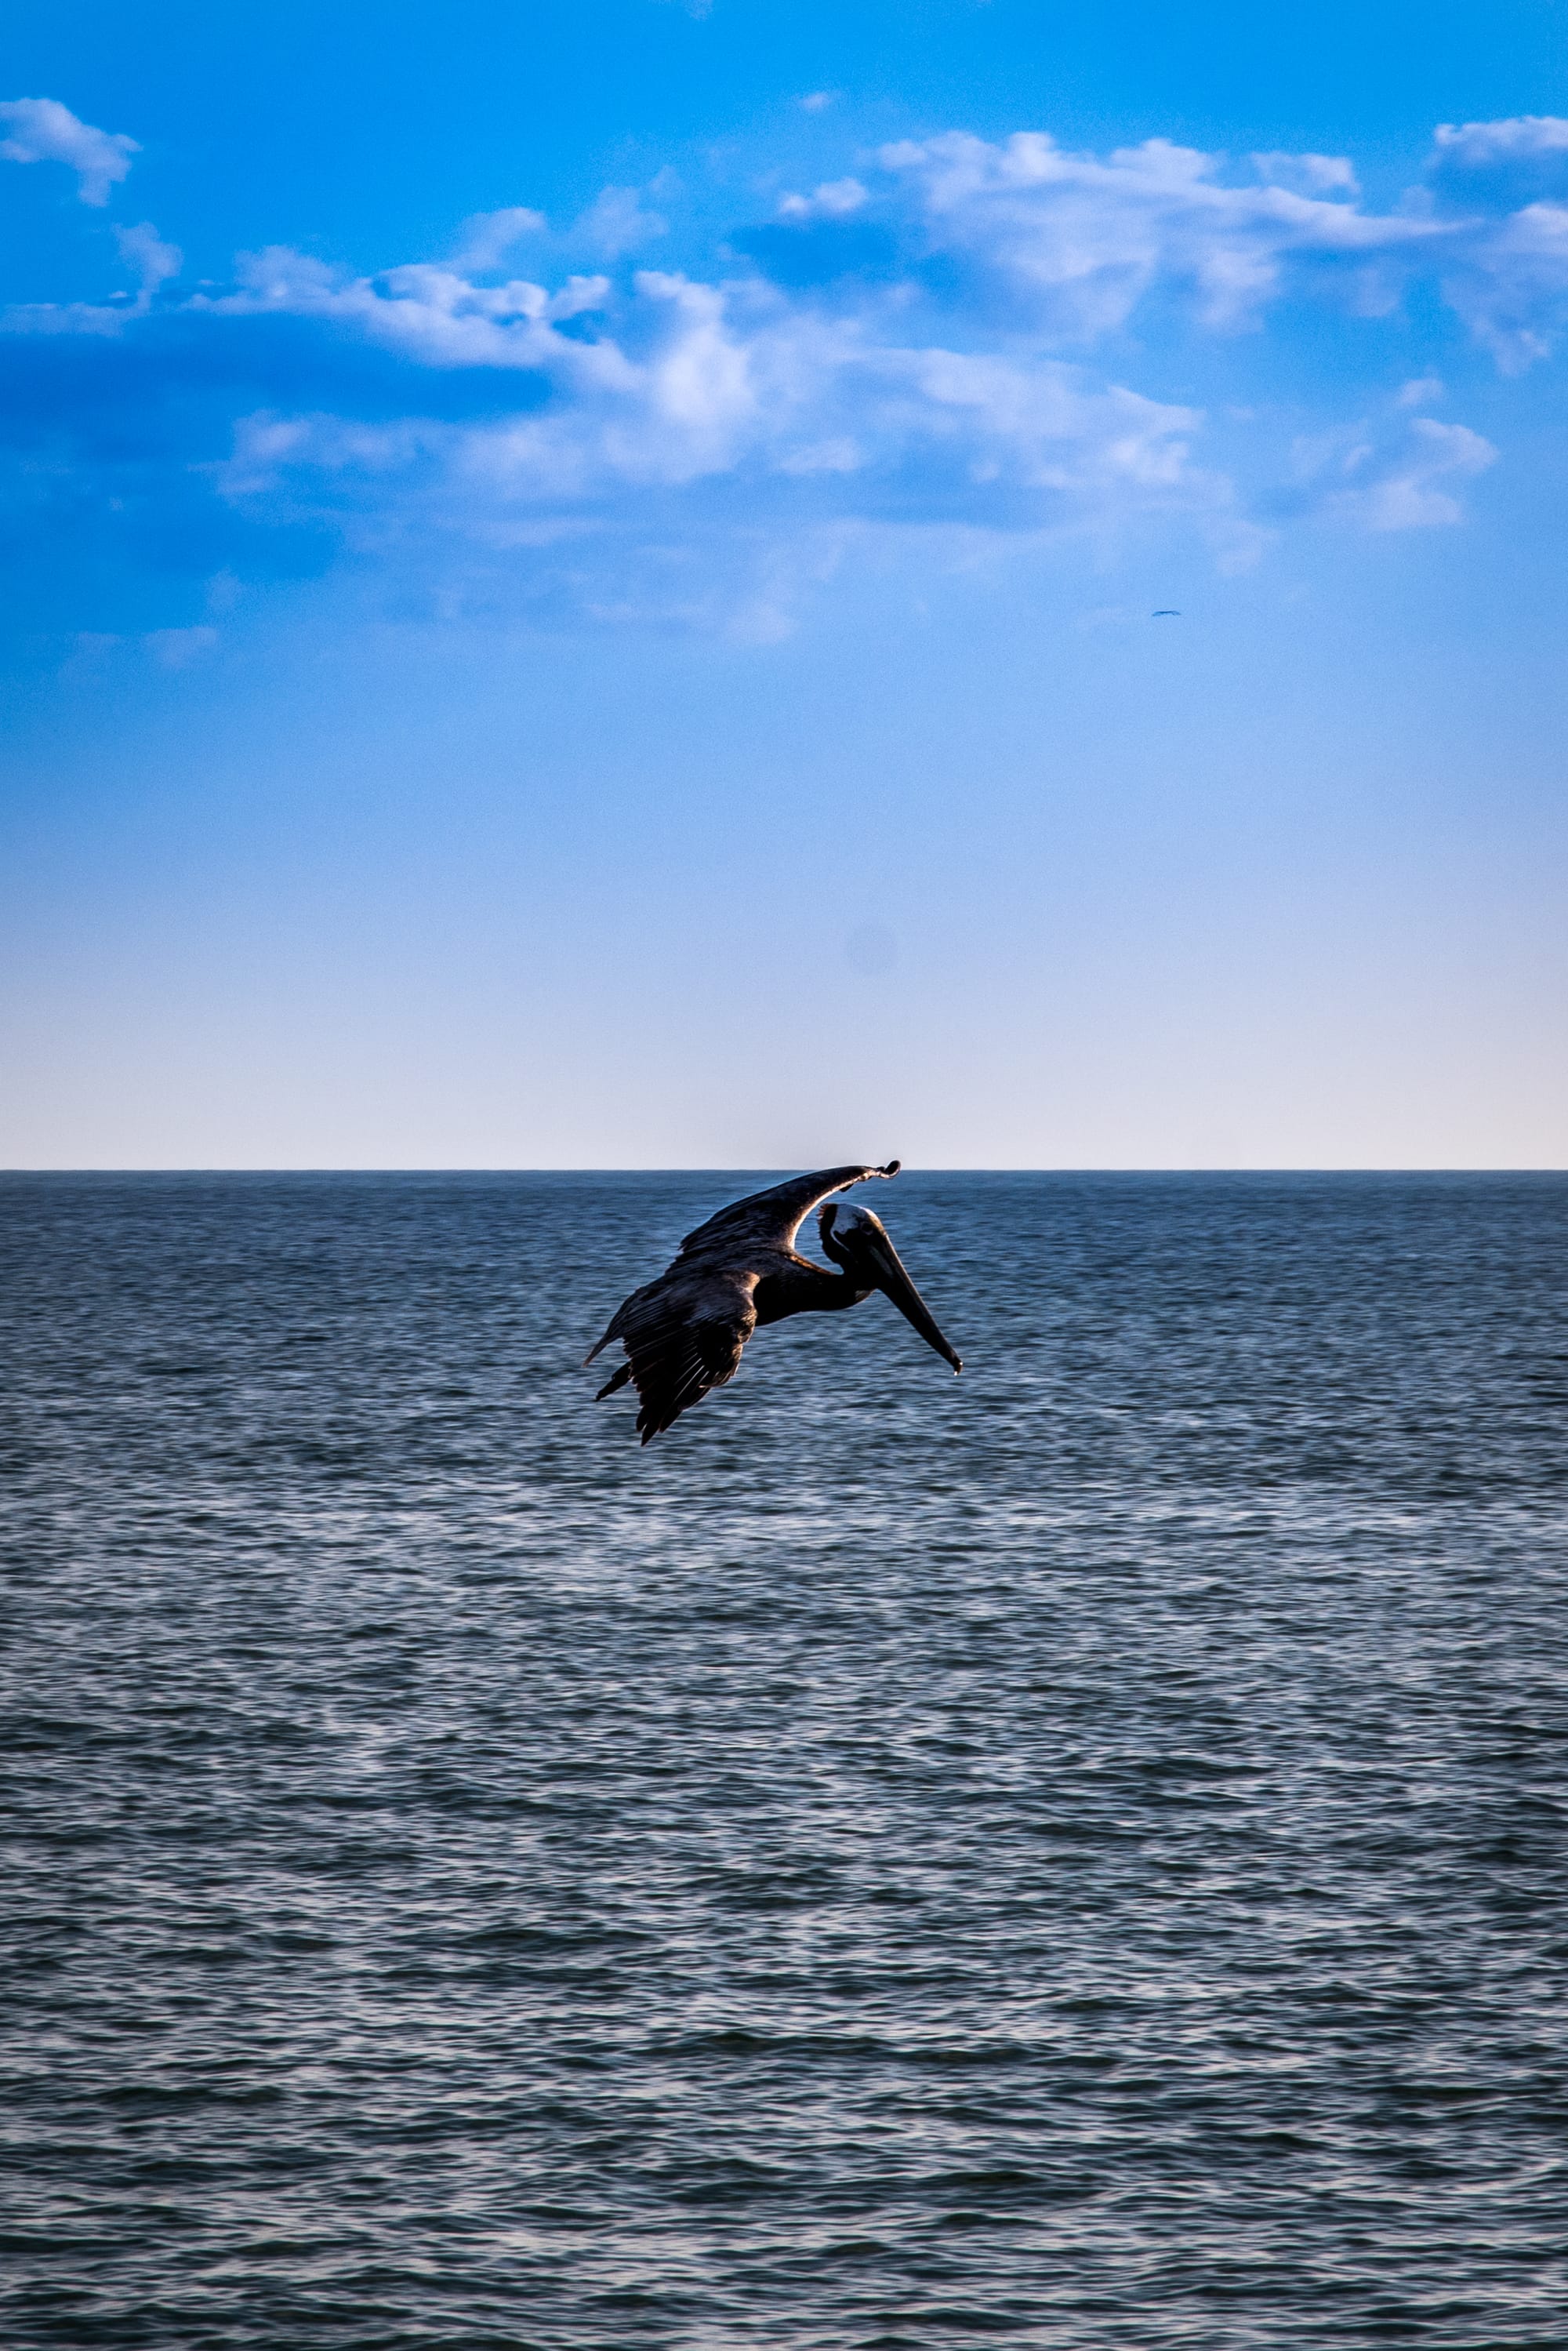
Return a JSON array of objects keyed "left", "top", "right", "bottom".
[
  {"left": 575, "top": 184, "right": 668, "bottom": 258},
  {"left": 779, "top": 177, "right": 868, "bottom": 221},
  {"left": 2, "top": 220, "right": 180, "bottom": 335},
  {"left": 205, "top": 248, "right": 633, "bottom": 382},
  {"left": 165, "top": 122, "right": 1538, "bottom": 624},
  {"left": 637, "top": 273, "right": 756, "bottom": 455},
  {"left": 798, "top": 91, "right": 836, "bottom": 114},
  {"left": 455, "top": 185, "right": 669, "bottom": 274},
  {"left": 0, "top": 96, "right": 138, "bottom": 204},
  {"left": 114, "top": 221, "right": 182, "bottom": 300},
  {"left": 550, "top": 274, "right": 613, "bottom": 319},
  {"left": 779, "top": 120, "right": 1568, "bottom": 380},
  {"left": 201, "top": 244, "right": 1221, "bottom": 623},
  {"left": 1358, "top": 418, "right": 1497, "bottom": 530},
  {"left": 1250, "top": 151, "right": 1359, "bottom": 198},
  {"left": 871, "top": 345, "right": 1200, "bottom": 495},
  {"left": 1301, "top": 409, "right": 1497, "bottom": 532},
  {"left": 3, "top": 293, "right": 127, "bottom": 336},
  {"left": 1442, "top": 200, "right": 1568, "bottom": 368},
  {"left": 453, "top": 205, "right": 548, "bottom": 271},
  {"left": 11, "top": 110, "right": 1558, "bottom": 635},
  {"left": 877, "top": 131, "right": 1443, "bottom": 335},
  {"left": 1432, "top": 115, "right": 1568, "bottom": 173}
]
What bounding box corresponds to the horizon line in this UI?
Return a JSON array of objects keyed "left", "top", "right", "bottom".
[{"left": 3, "top": 1166, "right": 1566, "bottom": 1180}]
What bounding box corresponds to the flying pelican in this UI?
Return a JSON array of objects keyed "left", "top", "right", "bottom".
[{"left": 586, "top": 1161, "right": 962, "bottom": 1442}]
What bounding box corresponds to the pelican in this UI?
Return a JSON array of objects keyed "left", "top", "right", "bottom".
[{"left": 586, "top": 1161, "right": 962, "bottom": 1442}]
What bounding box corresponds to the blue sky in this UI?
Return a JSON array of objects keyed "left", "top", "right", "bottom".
[{"left": 2, "top": 0, "right": 1566, "bottom": 1166}]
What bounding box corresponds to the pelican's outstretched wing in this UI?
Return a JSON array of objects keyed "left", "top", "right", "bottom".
[
  {"left": 585, "top": 1266, "right": 757, "bottom": 1444},
  {"left": 677, "top": 1161, "right": 900, "bottom": 1259},
  {"left": 586, "top": 1161, "right": 901, "bottom": 1442}
]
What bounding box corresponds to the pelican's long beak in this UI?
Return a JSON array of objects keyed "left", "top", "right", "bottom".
[{"left": 863, "top": 1232, "right": 963, "bottom": 1373}]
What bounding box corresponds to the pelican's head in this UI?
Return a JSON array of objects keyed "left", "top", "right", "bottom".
[{"left": 818, "top": 1202, "right": 962, "bottom": 1373}]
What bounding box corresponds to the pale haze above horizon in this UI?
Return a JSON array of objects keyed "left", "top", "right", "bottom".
[{"left": 2, "top": 1, "right": 1565, "bottom": 1171}]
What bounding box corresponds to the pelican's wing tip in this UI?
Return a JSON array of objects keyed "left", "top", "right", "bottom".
[{"left": 879, "top": 1158, "right": 901, "bottom": 1177}]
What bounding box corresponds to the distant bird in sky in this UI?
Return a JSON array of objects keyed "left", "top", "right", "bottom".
[
  {"left": 586, "top": 1162, "right": 962, "bottom": 1442},
  {"left": 1152, "top": 609, "right": 1181, "bottom": 617}
]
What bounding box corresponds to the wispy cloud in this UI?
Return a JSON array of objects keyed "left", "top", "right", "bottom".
[
  {"left": 145, "top": 623, "right": 219, "bottom": 668},
  {"left": 1440, "top": 197, "right": 1568, "bottom": 369},
  {"left": 452, "top": 205, "right": 549, "bottom": 272},
  {"left": 1431, "top": 114, "right": 1568, "bottom": 181},
  {"left": 113, "top": 221, "right": 182, "bottom": 302},
  {"left": 1293, "top": 406, "right": 1498, "bottom": 532},
  {"left": 0, "top": 96, "right": 138, "bottom": 205},
  {"left": 779, "top": 178, "right": 868, "bottom": 222},
  {"left": 575, "top": 184, "right": 670, "bottom": 259},
  {"left": 869, "top": 131, "right": 1443, "bottom": 334}
]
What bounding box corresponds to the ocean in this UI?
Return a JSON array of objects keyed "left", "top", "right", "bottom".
[{"left": 2, "top": 1172, "right": 1565, "bottom": 2348}]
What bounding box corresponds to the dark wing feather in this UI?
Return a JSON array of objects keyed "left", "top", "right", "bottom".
[
  {"left": 588, "top": 1266, "right": 757, "bottom": 1443},
  {"left": 678, "top": 1161, "right": 900, "bottom": 1259}
]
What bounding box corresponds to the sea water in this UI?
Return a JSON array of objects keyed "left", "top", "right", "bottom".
[{"left": 2, "top": 1172, "right": 1566, "bottom": 2348}]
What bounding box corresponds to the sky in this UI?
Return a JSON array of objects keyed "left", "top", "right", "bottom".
[{"left": 2, "top": 0, "right": 1566, "bottom": 1168}]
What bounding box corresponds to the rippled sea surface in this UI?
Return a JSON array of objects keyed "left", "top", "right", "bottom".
[{"left": 4, "top": 1172, "right": 1566, "bottom": 2349}]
